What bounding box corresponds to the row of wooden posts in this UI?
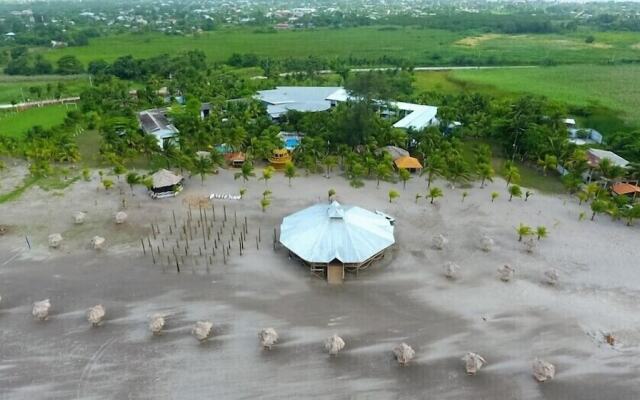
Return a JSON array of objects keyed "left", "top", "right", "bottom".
[{"left": 139, "top": 203, "right": 278, "bottom": 274}]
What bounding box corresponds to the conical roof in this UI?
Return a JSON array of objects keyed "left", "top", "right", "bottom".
[
  {"left": 280, "top": 201, "right": 395, "bottom": 264},
  {"left": 151, "top": 169, "right": 183, "bottom": 188}
]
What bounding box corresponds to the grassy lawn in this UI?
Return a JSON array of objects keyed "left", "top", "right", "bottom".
[
  {"left": 0, "top": 74, "right": 90, "bottom": 104},
  {"left": 450, "top": 64, "right": 640, "bottom": 126},
  {"left": 39, "top": 26, "right": 640, "bottom": 66},
  {"left": 0, "top": 105, "right": 70, "bottom": 138}
]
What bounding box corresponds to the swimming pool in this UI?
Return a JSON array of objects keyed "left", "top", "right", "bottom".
[{"left": 284, "top": 137, "right": 300, "bottom": 150}]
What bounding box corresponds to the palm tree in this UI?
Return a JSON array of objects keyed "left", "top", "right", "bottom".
[
  {"left": 427, "top": 187, "right": 443, "bottom": 204},
  {"left": 259, "top": 166, "right": 275, "bottom": 187},
  {"left": 461, "top": 191, "right": 468, "bottom": 203},
  {"left": 590, "top": 199, "right": 609, "bottom": 221},
  {"left": 504, "top": 164, "right": 520, "bottom": 187},
  {"left": 284, "top": 162, "right": 296, "bottom": 187},
  {"left": 328, "top": 188, "right": 336, "bottom": 201},
  {"left": 126, "top": 172, "right": 140, "bottom": 193},
  {"left": 491, "top": 191, "right": 499, "bottom": 202},
  {"left": 508, "top": 185, "right": 523, "bottom": 201},
  {"left": 621, "top": 204, "right": 640, "bottom": 226},
  {"left": 234, "top": 161, "right": 255, "bottom": 183},
  {"left": 536, "top": 226, "right": 548, "bottom": 240},
  {"left": 398, "top": 168, "right": 411, "bottom": 190},
  {"left": 538, "top": 154, "right": 558, "bottom": 176},
  {"left": 260, "top": 197, "right": 271, "bottom": 212},
  {"left": 239, "top": 188, "right": 247, "bottom": 199},
  {"left": 102, "top": 179, "right": 114, "bottom": 191},
  {"left": 191, "top": 156, "right": 214, "bottom": 185},
  {"left": 577, "top": 191, "right": 589, "bottom": 205},
  {"left": 415, "top": 193, "right": 423, "bottom": 203},
  {"left": 478, "top": 163, "right": 494, "bottom": 188},
  {"left": 525, "top": 190, "right": 533, "bottom": 202},
  {"left": 516, "top": 223, "right": 532, "bottom": 241},
  {"left": 388, "top": 189, "right": 399, "bottom": 203},
  {"left": 421, "top": 154, "right": 444, "bottom": 189},
  {"left": 375, "top": 162, "right": 393, "bottom": 188},
  {"left": 324, "top": 155, "right": 338, "bottom": 178}
]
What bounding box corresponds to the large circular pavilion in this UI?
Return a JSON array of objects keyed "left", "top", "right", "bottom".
[{"left": 279, "top": 201, "right": 395, "bottom": 282}]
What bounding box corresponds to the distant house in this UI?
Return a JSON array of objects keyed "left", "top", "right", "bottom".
[
  {"left": 50, "top": 40, "right": 67, "bottom": 48},
  {"left": 587, "top": 148, "right": 629, "bottom": 169},
  {"left": 137, "top": 109, "right": 179, "bottom": 149},
  {"left": 568, "top": 128, "right": 603, "bottom": 145},
  {"left": 256, "top": 86, "right": 439, "bottom": 131},
  {"left": 200, "top": 102, "right": 212, "bottom": 119}
]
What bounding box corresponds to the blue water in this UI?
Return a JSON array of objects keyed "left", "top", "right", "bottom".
[{"left": 285, "top": 137, "right": 300, "bottom": 150}]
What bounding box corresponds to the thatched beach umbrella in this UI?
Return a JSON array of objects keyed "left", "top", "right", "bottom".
[
  {"left": 259, "top": 328, "right": 279, "bottom": 350},
  {"left": 149, "top": 314, "right": 165, "bottom": 335},
  {"left": 32, "top": 299, "right": 51, "bottom": 320},
  {"left": 91, "top": 236, "right": 105, "bottom": 250},
  {"left": 462, "top": 352, "right": 487, "bottom": 375},
  {"left": 87, "top": 304, "right": 106, "bottom": 326},
  {"left": 532, "top": 358, "right": 555, "bottom": 382},
  {"left": 480, "top": 235, "right": 494, "bottom": 252},
  {"left": 497, "top": 265, "right": 515, "bottom": 282},
  {"left": 432, "top": 234, "right": 448, "bottom": 250},
  {"left": 523, "top": 237, "right": 537, "bottom": 253},
  {"left": 324, "top": 334, "right": 345, "bottom": 356},
  {"left": 444, "top": 261, "right": 461, "bottom": 280},
  {"left": 544, "top": 269, "right": 559, "bottom": 285},
  {"left": 114, "top": 211, "right": 128, "bottom": 224},
  {"left": 192, "top": 321, "right": 213, "bottom": 342},
  {"left": 48, "top": 233, "right": 63, "bottom": 248},
  {"left": 73, "top": 211, "right": 86, "bottom": 225},
  {"left": 393, "top": 343, "right": 415, "bottom": 366}
]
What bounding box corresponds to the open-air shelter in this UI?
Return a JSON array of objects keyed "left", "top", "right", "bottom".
[
  {"left": 150, "top": 169, "right": 183, "bottom": 199},
  {"left": 280, "top": 201, "right": 395, "bottom": 283}
]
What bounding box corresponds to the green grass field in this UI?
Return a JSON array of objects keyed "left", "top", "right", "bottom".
[
  {"left": 40, "top": 26, "right": 640, "bottom": 66},
  {"left": 449, "top": 65, "right": 640, "bottom": 127},
  {"left": 0, "top": 105, "right": 70, "bottom": 138},
  {"left": 0, "top": 74, "right": 90, "bottom": 104}
]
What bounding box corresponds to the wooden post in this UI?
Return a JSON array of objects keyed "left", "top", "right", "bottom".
[
  {"left": 25, "top": 236, "right": 31, "bottom": 249},
  {"left": 256, "top": 236, "right": 259, "bottom": 250},
  {"left": 223, "top": 205, "right": 227, "bottom": 222},
  {"left": 150, "top": 245, "right": 156, "bottom": 264},
  {"left": 258, "top": 227, "right": 261, "bottom": 243},
  {"left": 152, "top": 224, "right": 156, "bottom": 240},
  {"left": 172, "top": 210, "right": 177, "bottom": 227},
  {"left": 173, "top": 248, "right": 180, "bottom": 273},
  {"left": 147, "top": 237, "right": 152, "bottom": 248},
  {"left": 141, "top": 238, "right": 146, "bottom": 255},
  {"left": 234, "top": 210, "right": 237, "bottom": 228},
  {"left": 211, "top": 203, "right": 215, "bottom": 222}
]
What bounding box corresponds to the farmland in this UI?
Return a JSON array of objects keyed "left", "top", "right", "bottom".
[
  {"left": 39, "top": 26, "right": 640, "bottom": 66},
  {"left": 0, "top": 105, "right": 70, "bottom": 138},
  {"left": 0, "top": 75, "right": 90, "bottom": 105}
]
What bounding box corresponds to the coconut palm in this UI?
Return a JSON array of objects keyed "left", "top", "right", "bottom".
[
  {"left": 190, "top": 155, "right": 214, "bottom": 185},
  {"left": 538, "top": 154, "right": 558, "bottom": 176},
  {"left": 590, "top": 199, "right": 609, "bottom": 221},
  {"left": 415, "top": 193, "right": 423, "bottom": 203},
  {"left": 234, "top": 161, "right": 255, "bottom": 183},
  {"left": 259, "top": 166, "right": 275, "bottom": 187},
  {"left": 478, "top": 163, "right": 494, "bottom": 188},
  {"left": 504, "top": 164, "right": 520, "bottom": 187},
  {"left": 461, "top": 191, "right": 468, "bottom": 203},
  {"left": 491, "top": 191, "right": 499, "bottom": 202},
  {"left": 260, "top": 197, "right": 271, "bottom": 212},
  {"left": 398, "top": 168, "right": 411, "bottom": 190},
  {"left": 375, "top": 162, "right": 393, "bottom": 188},
  {"left": 102, "top": 179, "right": 114, "bottom": 191},
  {"left": 577, "top": 191, "right": 589, "bottom": 205},
  {"left": 536, "top": 226, "right": 548, "bottom": 240},
  {"left": 524, "top": 190, "right": 533, "bottom": 202},
  {"left": 126, "top": 172, "right": 140, "bottom": 193},
  {"left": 388, "top": 189, "right": 399, "bottom": 203},
  {"left": 621, "top": 204, "right": 640, "bottom": 226},
  {"left": 239, "top": 188, "right": 247, "bottom": 199},
  {"left": 328, "top": 188, "right": 336, "bottom": 201},
  {"left": 516, "top": 223, "right": 532, "bottom": 241},
  {"left": 284, "top": 162, "right": 296, "bottom": 187},
  {"left": 421, "top": 153, "right": 444, "bottom": 189},
  {"left": 324, "top": 155, "right": 338, "bottom": 178},
  {"left": 508, "top": 185, "right": 523, "bottom": 201},
  {"left": 427, "top": 187, "right": 443, "bottom": 204}
]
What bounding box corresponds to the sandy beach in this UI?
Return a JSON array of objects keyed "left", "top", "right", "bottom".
[{"left": 1, "top": 166, "right": 639, "bottom": 399}]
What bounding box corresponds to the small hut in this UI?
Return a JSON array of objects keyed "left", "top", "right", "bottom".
[
  {"left": 225, "top": 152, "right": 246, "bottom": 168},
  {"left": 280, "top": 201, "right": 395, "bottom": 283},
  {"left": 150, "top": 169, "right": 183, "bottom": 199},
  {"left": 394, "top": 156, "right": 423, "bottom": 173},
  {"left": 269, "top": 148, "right": 291, "bottom": 169}
]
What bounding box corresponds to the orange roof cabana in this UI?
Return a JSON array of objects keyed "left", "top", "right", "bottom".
[
  {"left": 394, "top": 156, "right": 423, "bottom": 171},
  {"left": 224, "top": 152, "right": 246, "bottom": 167},
  {"left": 612, "top": 182, "right": 640, "bottom": 196}
]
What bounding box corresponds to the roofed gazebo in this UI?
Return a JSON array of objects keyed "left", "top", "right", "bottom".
[
  {"left": 149, "top": 169, "right": 183, "bottom": 199},
  {"left": 280, "top": 201, "right": 395, "bottom": 283}
]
